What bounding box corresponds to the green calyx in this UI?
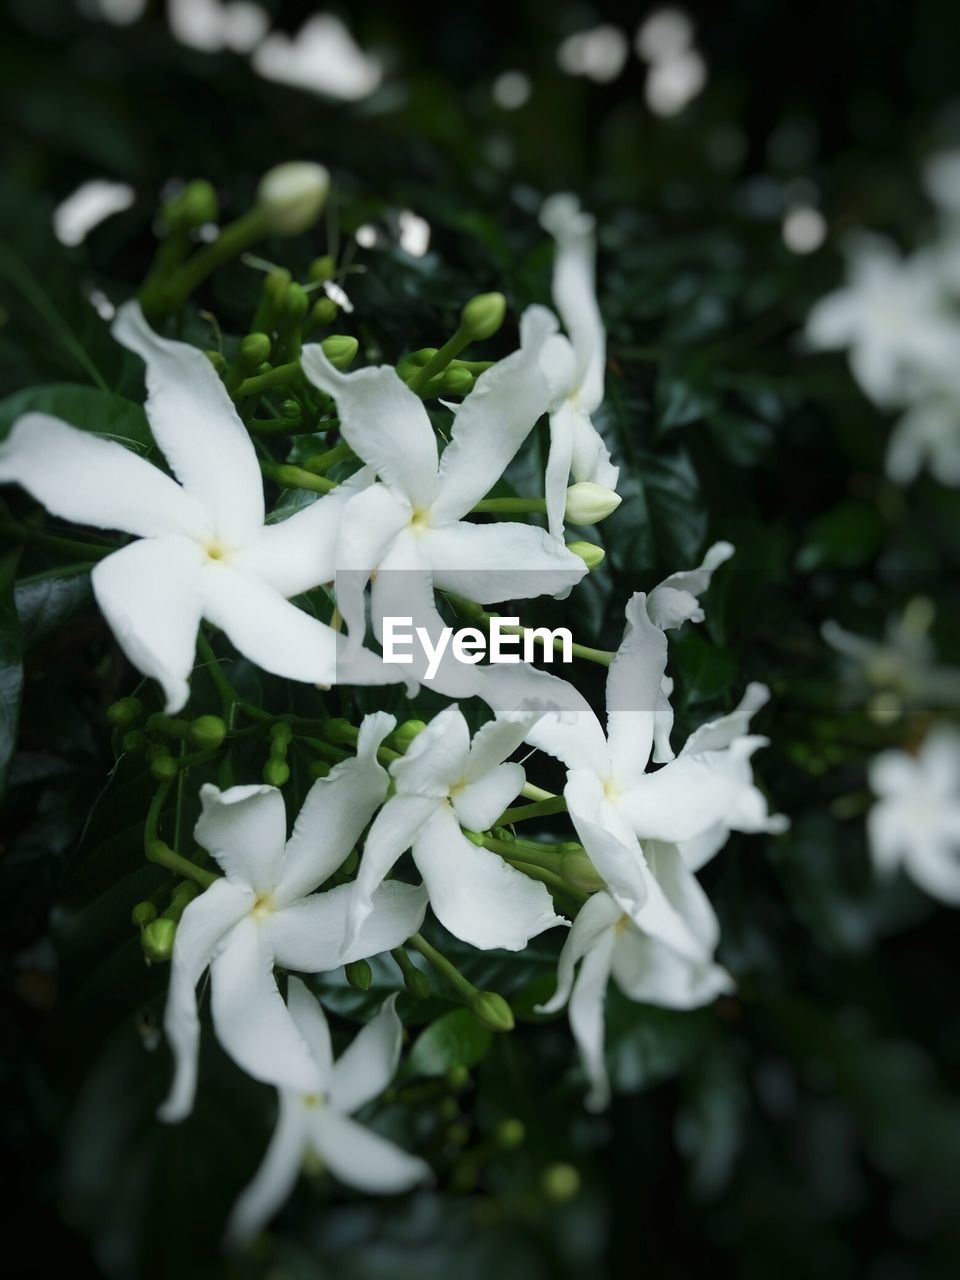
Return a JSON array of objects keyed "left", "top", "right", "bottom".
[
  {"left": 107, "top": 696, "right": 143, "bottom": 728},
  {"left": 142, "top": 917, "right": 177, "bottom": 963},
  {"left": 470, "top": 990, "right": 515, "bottom": 1033},
  {"left": 345, "top": 959, "right": 373, "bottom": 990},
  {"left": 460, "top": 291, "right": 505, "bottom": 341}
]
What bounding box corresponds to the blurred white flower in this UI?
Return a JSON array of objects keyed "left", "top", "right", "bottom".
[
  {"left": 887, "top": 394, "right": 960, "bottom": 486},
  {"left": 782, "top": 205, "right": 826, "bottom": 255},
  {"left": 923, "top": 150, "right": 960, "bottom": 214},
  {"left": 645, "top": 48, "right": 706, "bottom": 115},
  {"left": 86, "top": 0, "right": 147, "bottom": 24},
  {"left": 398, "top": 210, "right": 430, "bottom": 257},
  {"left": 168, "top": 0, "right": 268, "bottom": 54},
  {"left": 557, "top": 25, "right": 629, "bottom": 83},
  {"left": 226, "top": 982, "right": 430, "bottom": 1245},
  {"left": 635, "top": 9, "right": 694, "bottom": 63},
  {"left": 53, "top": 179, "right": 134, "bottom": 246},
  {"left": 492, "top": 70, "right": 531, "bottom": 110},
  {"left": 868, "top": 728, "right": 960, "bottom": 904},
  {"left": 252, "top": 14, "right": 383, "bottom": 100}
]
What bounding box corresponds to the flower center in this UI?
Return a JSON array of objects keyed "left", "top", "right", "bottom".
[
  {"left": 251, "top": 892, "right": 276, "bottom": 920},
  {"left": 409, "top": 506, "right": 431, "bottom": 533},
  {"left": 203, "top": 539, "right": 230, "bottom": 563},
  {"left": 602, "top": 777, "right": 621, "bottom": 802},
  {"left": 302, "top": 1092, "right": 325, "bottom": 1108}
]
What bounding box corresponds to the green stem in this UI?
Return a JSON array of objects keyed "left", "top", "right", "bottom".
[
  {"left": 247, "top": 417, "right": 332, "bottom": 437},
  {"left": 497, "top": 795, "right": 567, "bottom": 826},
  {"left": 471, "top": 496, "right": 547, "bottom": 515},
  {"left": 408, "top": 933, "right": 478, "bottom": 1001},
  {"left": 447, "top": 593, "right": 614, "bottom": 666},
  {"left": 147, "top": 840, "right": 218, "bottom": 889},
  {"left": 303, "top": 441, "right": 352, "bottom": 474},
  {"left": 501, "top": 857, "right": 584, "bottom": 902},
  {"left": 234, "top": 361, "right": 302, "bottom": 399},
  {"left": 478, "top": 832, "right": 564, "bottom": 871},
  {"left": 196, "top": 632, "right": 239, "bottom": 717},
  {"left": 259, "top": 462, "right": 335, "bottom": 494},
  {"left": 406, "top": 328, "right": 471, "bottom": 392},
  {"left": 153, "top": 208, "right": 268, "bottom": 314}
]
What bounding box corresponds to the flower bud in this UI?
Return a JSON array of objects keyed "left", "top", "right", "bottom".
[
  {"left": 391, "top": 719, "right": 427, "bottom": 751},
  {"left": 257, "top": 162, "right": 330, "bottom": 236},
  {"left": 280, "top": 398, "right": 302, "bottom": 421},
  {"left": 564, "top": 482, "right": 622, "bottom": 526},
  {"left": 494, "top": 1118, "right": 525, "bottom": 1150},
  {"left": 446, "top": 1064, "right": 469, "bottom": 1089},
  {"left": 270, "top": 722, "right": 294, "bottom": 748},
  {"left": 188, "top": 715, "right": 227, "bottom": 751},
  {"left": 239, "top": 332, "right": 271, "bottom": 368},
  {"left": 460, "top": 292, "right": 506, "bottom": 341},
  {"left": 279, "top": 282, "right": 309, "bottom": 322},
  {"left": 131, "top": 900, "right": 157, "bottom": 928},
  {"left": 321, "top": 334, "right": 359, "bottom": 370},
  {"left": 470, "top": 990, "right": 515, "bottom": 1033},
  {"left": 340, "top": 848, "right": 359, "bottom": 876},
  {"left": 308, "top": 254, "right": 336, "bottom": 283},
  {"left": 561, "top": 850, "right": 606, "bottom": 894},
  {"left": 405, "top": 967, "right": 431, "bottom": 1000},
  {"left": 263, "top": 758, "right": 290, "bottom": 787},
  {"left": 165, "top": 179, "right": 218, "bottom": 229},
  {"left": 150, "top": 753, "right": 178, "bottom": 782},
  {"left": 205, "top": 350, "right": 227, "bottom": 375},
  {"left": 309, "top": 759, "right": 332, "bottom": 780},
  {"left": 309, "top": 297, "right": 338, "bottom": 328},
  {"left": 324, "top": 717, "right": 358, "bottom": 745},
  {"left": 142, "top": 917, "right": 177, "bottom": 963},
  {"left": 122, "top": 729, "right": 147, "bottom": 754},
  {"left": 566, "top": 540, "right": 606, "bottom": 570},
  {"left": 107, "top": 696, "right": 142, "bottom": 728},
  {"left": 541, "top": 1162, "right": 580, "bottom": 1201},
  {"left": 345, "top": 959, "right": 373, "bottom": 990},
  {"left": 441, "top": 366, "right": 474, "bottom": 395}
]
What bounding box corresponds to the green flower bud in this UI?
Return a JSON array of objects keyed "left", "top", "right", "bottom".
[
  {"left": 561, "top": 850, "right": 606, "bottom": 894},
  {"left": 564, "top": 482, "right": 622, "bottom": 526},
  {"left": 321, "top": 334, "right": 359, "bottom": 370},
  {"left": 107, "top": 696, "right": 143, "bottom": 728},
  {"left": 441, "top": 366, "right": 474, "bottom": 395},
  {"left": 324, "top": 717, "right": 357, "bottom": 745},
  {"left": 405, "top": 967, "right": 431, "bottom": 1000},
  {"left": 345, "top": 959, "right": 373, "bottom": 990},
  {"left": 566, "top": 540, "right": 606, "bottom": 570},
  {"left": 461, "top": 829, "right": 485, "bottom": 846},
  {"left": 131, "top": 900, "right": 157, "bottom": 928},
  {"left": 279, "top": 282, "right": 310, "bottom": 322},
  {"left": 391, "top": 718, "right": 427, "bottom": 751},
  {"left": 460, "top": 292, "right": 506, "bottom": 341},
  {"left": 280, "top": 398, "right": 302, "bottom": 420},
  {"left": 122, "top": 729, "right": 147, "bottom": 754},
  {"left": 309, "top": 296, "right": 338, "bottom": 328},
  {"left": 494, "top": 1118, "right": 525, "bottom": 1150},
  {"left": 188, "top": 715, "right": 227, "bottom": 751},
  {"left": 257, "top": 162, "right": 330, "bottom": 236},
  {"left": 397, "top": 348, "right": 437, "bottom": 380},
  {"left": 164, "top": 179, "right": 218, "bottom": 229},
  {"left": 270, "top": 722, "right": 294, "bottom": 748},
  {"left": 205, "top": 350, "right": 227, "bottom": 375},
  {"left": 446, "top": 1064, "right": 470, "bottom": 1090},
  {"left": 309, "top": 759, "right": 332, "bottom": 780},
  {"left": 308, "top": 254, "right": 336, "bottom": 283},
  {"left": 471, "top": 990, "right": 514, "bottom": 1033},
  {"left": 239, "top": 332, "right": 271, "bottom": 368},
  {"left": 150, "top": 753, "right": 178, "bottom": 782},
  {"left": 541, "top": 1163, "right": 580, "bottom": 1201},
  {"left": 263, "top": 758, "right": 290, "bottom": 787},
  {"left": 142, "top": 917, "right": 177, "bottom": 963}
]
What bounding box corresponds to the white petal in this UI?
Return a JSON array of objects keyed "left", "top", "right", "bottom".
[
  {"left": 652, "top": 676, "right": 676, "bottom": 765},
  {"left": 194, "top": 783, "right": 288, "bottom": 893},
  {"left": 430, "top": 305, "right": 556, "bottom": 523},
  {"left": 412, "top": 805, "right": 566, "bottom": 950},
  {"left": 286, "top": 976, "right": 333, "bottom": 1081},
  {"left": 569, "top": 928, "right": 615, "bottom": 1112},
  {"left": 645, "top": 840, "right": 721, "bottom": 952},
  {"left": 113, "top": 302, "right": 264, "bottom": 546},
  {"left": 465, "top": 714, "right": 535, "bottom": 779},
  {"left": 334, "top": 482, "right": 411, "bottom": 650},
  {"left": 422, "top": 520, "right": 586, "bottom": 602},
  {"left": 805, "top": 289, "right": 859, "bottom": 350},
  {"left": 645, "top": 541, "right": 735, "bottom": 632},
  {"left": 265, "top": 880, "right": 428, "bottom": 972},
  {"left": 545, "top": 400, "right": 576, "bottom": 539},
  {"left": 210, "top": 918, "right": 323, "bottom": 1093},
  {"left": 605, "top": 592, "right": 670, "bottom": 787},
  {"left": 569, "top": 404, "right": 618, "bottom": 489},
  {"left": 348, "top": 794, "right": 440, "bottom": 942},
  {"left": 536, "top": 890, "right": 621, "bottom": 1014},
  {"left": 311, "top": 1109, "right": 430, "bottom": 1193},
  {"left": 225, "top": 1092, "right": 308, "bottom": 1248},
  {"left": 300, "top": 344, "right": 439, "bottom": 507},
  {"left": 159, "top": 878, "right": 253, "bottom": 1122},
  {"left": 391, "top": 705, "right": 471, "bottom": 797},
  {"left": 92, "top": 536, "right": 205, "bottom": 713},
  {"left": 907, "top": 836, "right": 960, "bottom": 904},
  {"left": 541, "top": 195, "right": 606, "bottom": 413},
  {"left": 525, "top": 708, "right": 610, "bottom": 775},
  {"left": 611, "top": 923, "right": 734, "bottom": 1010},
  {"left": 329, "top": 993, "right": 403, "bottom": 1114},
  {"left": 452, "top": 763, "right": 525, "bottom": 831},
  {"left": 681, "top": 682, "right": 770, "bottom": 755},
  {"left": 273, "top": 714, "right": 393, "bottom": 905},
  {"left": 0, "top": 413, "right": 209, "bottom": 540}
]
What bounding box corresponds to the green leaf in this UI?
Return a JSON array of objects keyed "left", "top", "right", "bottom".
[
  {"left": 0, "top": 546, "right": 23, "bottom": 797},
  {"left": 0, "top": 384, "right": 153, "bottom": 453},
  {"left": 15, "top": 564, "right": 93, "bottom": 647},
  {"left": 672, "top": 631, "right": 737, "bottom": 706},
  {"left": 605, "top": 990, "right": 714, "bottom": 1094},
  {"left": 407, "top": 1008, "right": 492, "bottom": 1077}
]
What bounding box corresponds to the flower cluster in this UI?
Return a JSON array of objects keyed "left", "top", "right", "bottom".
[{"left": 0, "top": 186, "right": 784, "bottom": 1243}]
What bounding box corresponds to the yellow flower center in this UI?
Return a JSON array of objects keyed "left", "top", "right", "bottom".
[
  {"left": 251, "top": 892, "right": 275, "bottom": 920},
  {"left": 409, "top": 506, "right": 431, "bottom": 533},
  {"left": 204, "top": 540, "right": 230, "bottom": 563},
  {"left": 602, "top": 777, "right": 621, "bottom": 802}
]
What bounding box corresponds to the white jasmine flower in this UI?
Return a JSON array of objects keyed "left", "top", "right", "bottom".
[
  {"left": 168, "top": 0, "right": 268, "bottom": 54},
  {"left": 806, "top": 235, "right": 960, "bottom": 407},
  {"left": 887, "top": 394, "right": 960, "bottom": 487},
  {"left": 160, "top": 713, "right": 427, "bottom": 1122},
  {"left": 868, "top": 728, "right": 960, "bottom": 904},
  {"left": 0, "top": 303, "right": 400, "bottom": 711},
  {"left": 256, "top": 162, "right": 329, "bottom": 235},
  {"left": 350, "top": 705, "right": 567, "bottom": 951},
  {"left": 300, "top": 311, "right": 586, "bottom": 654},
  {"left": 538, "top": 194, "right": 620, "bottom": 538},
  {"left": 53, "top": 179, "right": 134, "bottom": 247},
  {"left": 823, "top": 603, "right": 960, "bottom": 712},
  {"left": 251, "top": 14, "right": 383, "bottom": 101},
  {"left": 227, "top": 981, "right": 430, "bottom": 1246}
]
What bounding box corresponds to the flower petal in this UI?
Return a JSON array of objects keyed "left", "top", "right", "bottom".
[
  {"left": 159, "top": 877, "right": 253, "bottom": 1122},
  {"left": 194, "top": 782, "right": 288, "bottom": 893},
  {"left": 265, "top": 880, "right": 428, "bottom": 972},
  {"left": 274, "top": 712, "right": 394, "bottom": 905},
  {"left": 680, "top": 682, "right": 770, "bottom": 756},
  {"left": 310, "top": 1109, "right": 431, "bottom": 1194},
  {"left": 569, "top": 404, "right": 618, "bottom": 489},
  {"left": 536, "top": 890, "right": 621, "bottom": 1014},
  {"left": 422, "top": 520, "right": 586, "bottom": 602},
  {"left": 570, "top": 927, "right": 615, "bottom": 1112},
  {"left": 611, "top": 923, "right": 734, "bottom": 1011},
  {"left": 430, "top": 305, "right": 557, "bottom": 523},
  {"left": 225, "top": 1092, "right": 307, "bottom": 1248},
  {"left": 545, "top": 399, "right": 576, "bottom": 539},
  {"left": 645, "top": 541, "right": 734, "bottom": 632},
  {"left": 540, "top": 194, "right": 606, "bottom": 413},
  {"left": 329, "top": 993, "right": 403, "bottom": 1115},
  {"left": 334, "top": 482, "right": 412, "bottom": 650},
  {"left": 413, "top": 805, "right": 566, "bottom": 950},
  {"left": 605, "top": 592, "right": 670, "bottom": 788},
  {"left": 451, "top": 762, "right": 525, "bottom": 832},
  {"left": 300, "top": 344, "right": 438, "bottom": 507},
  {"left": 463, "top": 712, "right": 535, "bottom": 781},
  {"left": 348, "top": 794, "right": 440, "bottom": 942},
  {"left": 525, "top": 707, "right": 610, "bottom": 775},
  {"left": 113, "top": 302, "right": 264, "bottom": 546},
  {"left": 92, "top": 536, "right": 206, "bottom": 713},
  {"left": 0, "top": 413, "right": 208, "bottom": 540},
  {"left": 392, "top": 705, "right": 471, "bottom": 797},
  {"left": 286, "top": 976, "right": 333, "bottom": 1081},
  {"left": 209, "top": 917, "right": 322, "bottom": 1093}
]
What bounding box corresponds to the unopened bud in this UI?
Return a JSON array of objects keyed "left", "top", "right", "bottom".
[
  {"left": 308, "top": 254, "right": 336, "bottom": 283},
  {"left": 263, "top": 758, "right": 290, "bottom": 787},
  {"left": 122, "top": 729, "right": 147, "bottom": 754},
  {"left": 324, "top": 717, "right": 357, "bottom": 745},
  {"left": 131, "top": 901, "right": 157, "bottom": 928},
  {"left": 441, "top": 366, "right": 474, "bottom": 395},
  {"left": 239, "top": 332, "right": 271, "bottom": 368},
  {"left": 188, "top": 715, "right": 226, "bottom": 751},
  {"left": 280, "top": 398, "right": 302, "bottom": 420},
  {"left": 257, "top": 162, "right": 330, "bottom": 235},
  {"left": 561, "top": 850, "right": 606, "bottom": 894},
  {"left": 107, "top": 696, "right": 142, "bottom": 728},
  {"left": 205, "top": 350, "right": 227, "bottom": 375},
  {"left": 142, "top": 917, "right": 177, "bottom": 963},
  {"left": 279, "top": 282, "right": 309, "bottom": 322},
  {"left": 460, "top": 292, "right": 506, "bottom": 341},
  {"left": 165, "top": 179, "right": 218, "bottom": 229},
  {"left": 541, "top": 1162, "right": 580, "bottom": 1201},
  {"left": 564, "top": 482, "right": 622, "bottom": 526},
  {"left": 321, "top": 334, "right": 358, "bottom": 369},
  {"left": 391, "top": 719, "right": 427, "bottom": 751},
  {"left": 471, "top": 990, "right": 515, "bottom": 1033},
  {"left": 495, "top": 1118, "right": 525, "bottom": 1150},
  {"left": 150, "top": 753, "right": 178, "bottom": 782},
  {"left": 309, "top": 296, "right": 338, "bottom": 327},
  {"left": 405, "top": 967, "right": 431, "bottom": 1000},
  {"left": 566, "top": 540, "right": 606, "bottom": 570},
  {"left": 309, "top": 759, "right": 332, "bottom": 780},
  {"left": 345, "top": 959, "right": 373, "bottom": 990}
]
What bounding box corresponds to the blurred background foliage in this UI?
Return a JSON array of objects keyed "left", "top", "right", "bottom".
[{"left": 1, "top": 1, "right": 959, "bottom": 1277}]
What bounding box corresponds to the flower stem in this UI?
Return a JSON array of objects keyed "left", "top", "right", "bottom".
[
  {"left": 471, "top": 496, "right": 547, "bottom": 515},
  {"left": 446, "top": 593, "right": 614, "bottom": 666},
  {"left": 149, "top": 208, "right": 268, "bottom": 314},
  {"left": 233, "top": 360, "right": 302, "bottom": 399},
  {"left": 259, "top": 462, "right": 335, "bottom": 494},
  {"left": 497, "top": 795, "right": 567, "bottom": 826},
  {"left": 408, "top": 933, "right": 478, "bottom": 1001}
]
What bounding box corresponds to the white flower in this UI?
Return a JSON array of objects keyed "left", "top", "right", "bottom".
[
  {"left": 887, "top": 394, "right": 960, "bottom": 487},
  {"left": 0, "top": 303, "right": 399, "bottom": 712},
  {"left": 160, "top": 713, "right": 427, "bottom": 1122},
  {"left": 805, "top": 235, "right": 960, "bottom": 407},
  {"left": 168, "top": 0, "right": 268, "bottom": 54},
  {"left": 256, "top": 162, "right": 329, "bottom": 235},
  {"left": 868, "top": 728, "right": 960, "bottom": 904},
  {"left": 227, "top": 981, "right": 430, "bottom": 1247},
  {"left": 300, "top": 313, "right": 586, "bottom": 655},
  {"left": 349, "top": 705, "right": 567, "bottom": 951},
  {"left": 537, "top": 881, "right": 733, "bottom": 1111},
  {"left": 251, "top": 14, "right": 384, "bottom": 101},
  {"left": 538, "top": 194, "right": 620, "bottom": 538}
]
